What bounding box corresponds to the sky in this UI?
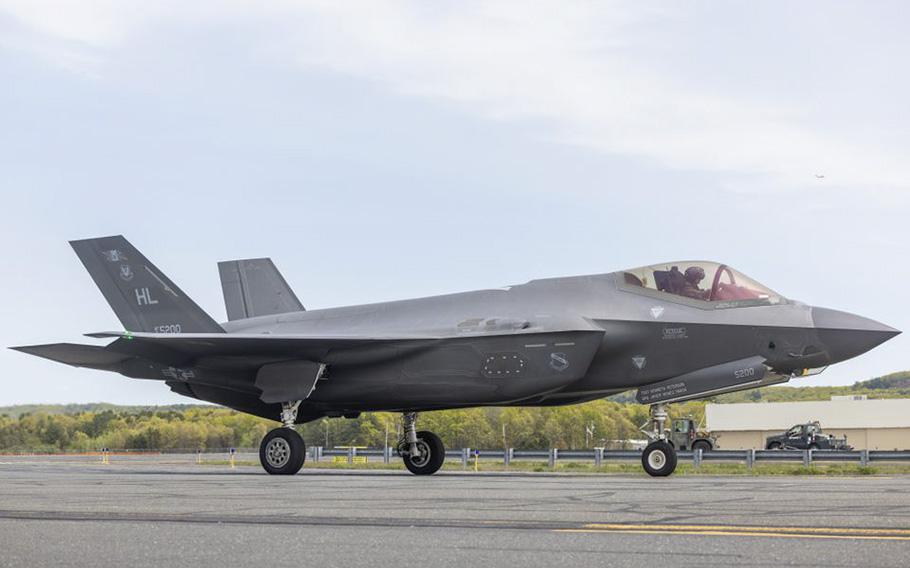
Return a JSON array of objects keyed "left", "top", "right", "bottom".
[{"left": 0, "top": 1, "right": 907, "bottom": 405}]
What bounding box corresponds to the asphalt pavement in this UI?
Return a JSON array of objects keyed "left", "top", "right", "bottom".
[{"left": 0, "top": 456, "right": 908, "bottom": 568}]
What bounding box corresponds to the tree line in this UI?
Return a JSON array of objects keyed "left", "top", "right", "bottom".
[
  {"left": 2, "top": 372, "right": 906, "bottom": 453},
  {"left": 0, "top": 400, "right": 705, "bottom": 452}
]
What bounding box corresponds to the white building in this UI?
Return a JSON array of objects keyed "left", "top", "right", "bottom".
[{"left": 706, "top": 398, "right": 910, "bottom": 450}]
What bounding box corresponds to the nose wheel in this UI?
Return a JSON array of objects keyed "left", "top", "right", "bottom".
[
  {"left": 642, "top": 440, "right": 677, "bottom": 477},
  {"left": 398, "top": 412, "right": 445, "bottom": 475}
]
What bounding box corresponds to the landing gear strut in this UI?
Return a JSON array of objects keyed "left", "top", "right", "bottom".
[
  {"left": 640, "top": 403, "right": 677, "bottom": 477},
  {"left": 259, "top": 400, "right": 306, "bottom": 475},
  {"left": 397, "top": 412, "right": 445, "bottom": 475}
]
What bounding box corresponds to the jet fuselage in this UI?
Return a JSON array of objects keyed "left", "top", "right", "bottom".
[{"left": 214, "top": 271, "right": 895, "bottom": 416}]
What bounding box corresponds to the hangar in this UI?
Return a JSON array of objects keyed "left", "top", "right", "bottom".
[{"left": 706, "top": 397, "right": 910, "bottom": 450}]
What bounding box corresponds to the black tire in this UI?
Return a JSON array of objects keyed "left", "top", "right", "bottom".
[
  {"left": 767, "top": 441, "right": 782, "bottom": 450},
  {"left": 692, "top": 440, "right": 712, "bottom": 453},
  {"left": 402, "top": 430, "right": 445, "bottom": 475},
  {"left": 642, "top": 440, "right": 677, "bottom": 477},
  {"left": 259, "top": 428, "right": 305, "bottom": 475},
  {"left": 808, "top": 443, "right": 819, "bottom": 451}
]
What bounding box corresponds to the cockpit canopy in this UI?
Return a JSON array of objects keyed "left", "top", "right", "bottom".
[{"left": 621, "top": 261, "right": 782, "bottom": 307}]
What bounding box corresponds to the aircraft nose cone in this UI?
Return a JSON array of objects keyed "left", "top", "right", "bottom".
[{"left": 812, "top": 307, "right": 900, "bottom": 365}]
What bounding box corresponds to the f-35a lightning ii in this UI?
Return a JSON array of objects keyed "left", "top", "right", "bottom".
[{"left": 12, "top": 236, "right": 899, "bottom": 476}]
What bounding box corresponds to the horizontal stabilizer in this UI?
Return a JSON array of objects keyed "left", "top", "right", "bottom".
[
  {"left": 10, "top": 343, "right": 130, "bottom": 369},
  {"left": 218, "top": 258, "right": 304, "bottom": 321}
]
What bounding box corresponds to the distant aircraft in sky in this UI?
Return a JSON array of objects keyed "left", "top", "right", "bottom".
[{"left": 12, "top": 237, "right": 898, "bottom": 476}]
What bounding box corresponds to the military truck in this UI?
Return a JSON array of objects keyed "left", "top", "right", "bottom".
[
  {"left": 765, "top": 421, "right": 852, "bottom": 450},
  {"left": 668, "top": 418, "right": 715, "bottom": 452}
]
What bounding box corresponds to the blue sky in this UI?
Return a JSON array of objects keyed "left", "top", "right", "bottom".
[{"left": 1, "top": 2, "right": 907, "bottom": 404}]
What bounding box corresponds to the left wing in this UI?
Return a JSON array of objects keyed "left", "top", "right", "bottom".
[
  {"left": 13, "top": 326, "right": 605, "bottom": 407},
  {"left": 80, "top": 331, "right": 435, "bottom": 365}
]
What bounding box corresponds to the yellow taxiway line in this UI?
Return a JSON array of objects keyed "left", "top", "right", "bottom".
[{"left": 555, "top": 523, "right": 910, "bottom": 541}]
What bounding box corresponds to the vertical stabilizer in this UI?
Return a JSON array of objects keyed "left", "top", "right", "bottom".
[
  {"left": 218, "top": 258, "right": 304, "bottom": 321},
  {"left": 70, "top": 235, "right": 224, "bottom": 333}
]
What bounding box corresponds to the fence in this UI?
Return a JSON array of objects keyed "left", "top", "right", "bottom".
[
  {"left": 309, "top": 447, "right": 910, "bottom": 469},
  {"left": 5, "top": 448, "right": 910, "bottom": 469}
]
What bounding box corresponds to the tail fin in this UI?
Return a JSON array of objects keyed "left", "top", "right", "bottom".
[
  {"left": 218, "top": 258, "right": 304, "bottom": 321},
  {"left": 70, "top": 235, "right": 224, "bottom": 334}
]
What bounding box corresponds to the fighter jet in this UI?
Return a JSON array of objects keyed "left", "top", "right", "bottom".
[{"left": 12, "top": 236, "right": 899, "bottom": 477}]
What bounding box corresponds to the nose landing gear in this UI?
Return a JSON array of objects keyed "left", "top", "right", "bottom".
[
  {"left": 398, "top": 412, "right": 445, "bottom": 475},
  {"left": 640, "top": 403, "right": 678, "bottom": 477}
]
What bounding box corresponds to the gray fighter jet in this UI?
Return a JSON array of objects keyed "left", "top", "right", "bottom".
[{"left": 12, "top": 236, "right": 899, "bottom": 476}]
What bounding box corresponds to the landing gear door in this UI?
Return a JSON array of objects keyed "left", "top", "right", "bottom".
[{"left": 255, "top": 360, "right": 326, "bottom": 403}]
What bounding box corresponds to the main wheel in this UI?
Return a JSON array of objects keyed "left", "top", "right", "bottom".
[
  {"left": 642, "top": 440, "right": 677, "bottom": 477},
  {"left": 692, "top": 440, "right": 712, "bottom": 453},
  {"left": 402, "top": 430, "right": 445, "bottom": 475},
  {"left": 767, "top": 441, "right": 782, "bottom": 450},
  {"left": 259, "top": 428, "right": 305, "bottom": 475}
]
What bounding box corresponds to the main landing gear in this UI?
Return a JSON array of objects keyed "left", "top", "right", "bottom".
[
  {"left": 641, "top": 403, "right": 678, "bottom": 477},
  {"left": 397, "top": 412, "right": 445, "bottom": 475},
  {"left": 260, "top": 401, "right": 306, "bottom": 475}
]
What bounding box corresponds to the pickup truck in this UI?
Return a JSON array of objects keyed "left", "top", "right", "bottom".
[{"left": 765, "top": 421, "right": 852, "bottom": 450}]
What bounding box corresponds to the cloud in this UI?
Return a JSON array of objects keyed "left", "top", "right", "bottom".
[
  {"left": 3, "top": 1, "right": 909, "bottom": 192},
  {"left": 1, "top": 0, "right": 128, "bottom": 45}
]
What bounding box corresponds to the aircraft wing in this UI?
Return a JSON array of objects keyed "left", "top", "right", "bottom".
[
  {"left": 14, "top": 326, "right": 605, "bottom": 405},
  {"left": 81, "top": 331, "right": 437, "bottom": 364},
  {"left": 80, "top": 328, "right": 604, "bottom": 368}
]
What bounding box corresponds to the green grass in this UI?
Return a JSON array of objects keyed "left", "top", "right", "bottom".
[{"left": 672, "top": 463, "right": 884, "bottom": 476}]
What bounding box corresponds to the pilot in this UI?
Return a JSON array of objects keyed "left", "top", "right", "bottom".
[{"left": 680, "top": 266, "right": 710, "bottom": 300}]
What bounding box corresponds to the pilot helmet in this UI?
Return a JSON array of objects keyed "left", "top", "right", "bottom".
[{"left": 684, "top": 266, "right": 705, "bottom": 283}]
